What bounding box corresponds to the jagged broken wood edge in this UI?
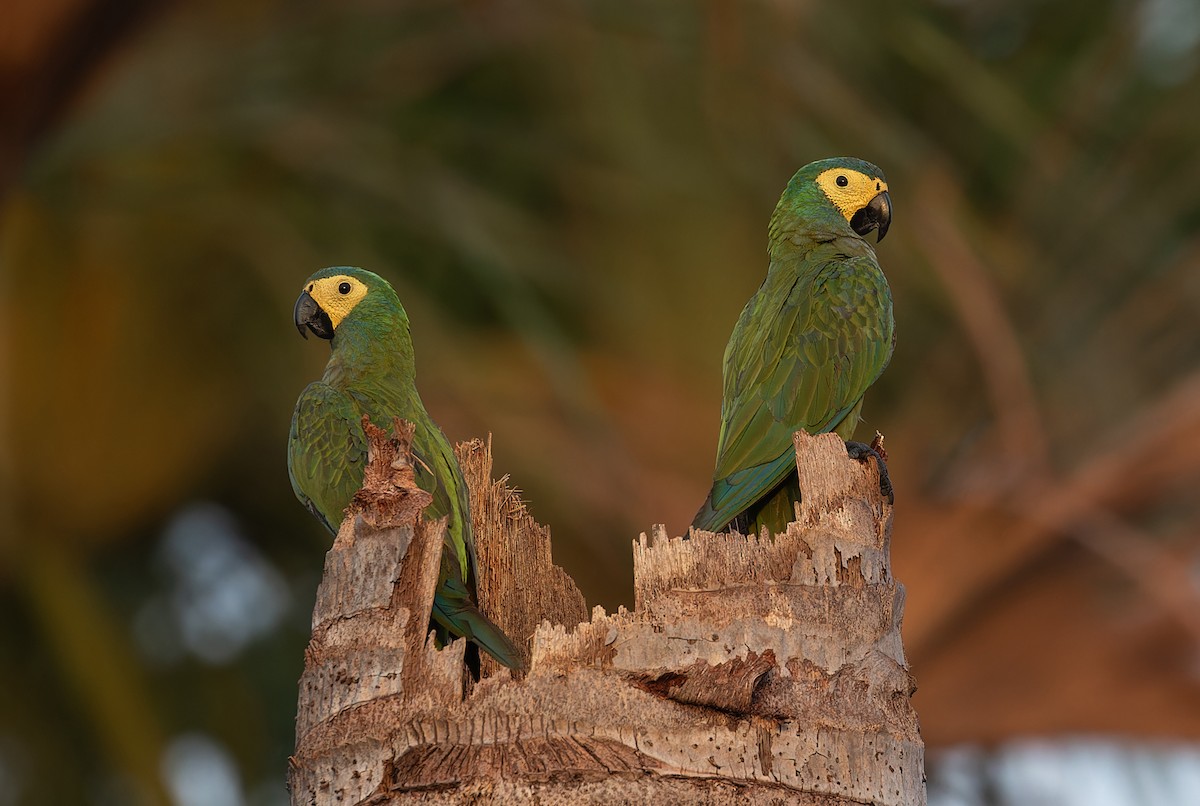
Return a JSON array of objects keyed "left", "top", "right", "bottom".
[
  {"left": 455, "top": 436, "right": 589, "bottom": 676},
  {"left": 346, "top": 416, "right": 430, "bottom": 532}
]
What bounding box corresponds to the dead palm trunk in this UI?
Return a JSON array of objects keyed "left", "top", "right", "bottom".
[{"left": 289, "top": 422, "right": 925, "bottom": 805}]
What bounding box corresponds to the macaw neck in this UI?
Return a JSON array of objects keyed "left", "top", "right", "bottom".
[
  {"left": 767, "top": 225, "right": 876, "bottom": 269},
  {"left": 321, "top": 323, "right": 416, "bottom": 390}
]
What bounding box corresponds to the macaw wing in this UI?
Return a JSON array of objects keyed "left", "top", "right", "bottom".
[
  {"left": 408, "top": 420, "right": 475, "bottom": 583},
  {"left": 697, "top": 254, "right": 892, "bottom": 532},
  {"left": 287, "top": 381, "right": 367, "bottom": 534}
]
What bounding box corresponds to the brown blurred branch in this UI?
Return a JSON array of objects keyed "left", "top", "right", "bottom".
[
  {"left": 0, "top": 0, "right": 171, "bottom": 198},
  {"left": 909, "top": 370, "right": 1200, "bottom": 662},
  {"left": 914, "top": 164, "right": 1051, "bottom": 480}
]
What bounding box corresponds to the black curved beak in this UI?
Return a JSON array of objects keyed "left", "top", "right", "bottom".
[
  {"left": 294, "top": 290, "right": 334, "bottom": 340},
  {"left": 850, "top": 189, "right": 891, "bottom": 242}
]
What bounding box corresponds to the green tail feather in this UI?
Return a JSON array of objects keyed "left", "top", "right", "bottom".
[
  {"left": 431, "top": 576, "right": 524, "bottom": 671},
  {"left": 691, "top": 448, "right": 798, "bottom": 534},
  {"left": 742, "top": 477, "right": 802, "bottom": 536},
  {"left": 693, "top": 471, "right": 801, "bottom": 537}
]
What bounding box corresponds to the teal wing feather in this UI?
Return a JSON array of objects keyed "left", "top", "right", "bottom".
[
  {"left": 288, "top": 382, "right": 366, "bottom": 534},
  {"left": 411, "top": 420, "right": 521, "bottom": 667},
  {"left": 398, "top": 420, "right": 522, "bottom": 669},
  {"left": 408, "top": 417, "right": 474, "bottom": 585},
  {"left": 693, "top": 253, "right": 893, "bottom": 533}
]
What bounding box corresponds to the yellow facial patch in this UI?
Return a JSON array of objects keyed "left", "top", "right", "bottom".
[
  {"left": 306, "top": 275, "right": 369, "bottom": 329},
  {"left": 815, "top": 168, "right": 888, "bottom": 222}
]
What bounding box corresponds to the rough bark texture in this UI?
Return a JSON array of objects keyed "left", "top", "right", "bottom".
[
  {"left": 290, "top": 428, "right": 925, "bottom": 805},
  {"left": 454, "top": 437, "right": 588, "bottom": 676}
]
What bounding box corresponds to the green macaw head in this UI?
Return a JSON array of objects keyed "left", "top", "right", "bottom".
[
  {"left": 772, "top": 157, "right": 892, "bottom": 243},
  {"left": 293, "top": 266, "right": 410, "bottom": 343}
]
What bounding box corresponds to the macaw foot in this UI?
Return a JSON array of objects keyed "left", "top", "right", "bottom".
[{"left": 845, "top": 439, "right": 894, "bottom": 503}]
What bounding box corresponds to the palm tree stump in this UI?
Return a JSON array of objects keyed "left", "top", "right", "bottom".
[{"left": 288, "top": 422, "right": 925, "bottom": 805}]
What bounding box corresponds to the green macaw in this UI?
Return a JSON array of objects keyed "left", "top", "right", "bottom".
[
  {"left": 692, "top": 157, "right": 895, "bottom": 537},
  {"left": 288, "top": 266, "right": 522, "bottom": 670}
]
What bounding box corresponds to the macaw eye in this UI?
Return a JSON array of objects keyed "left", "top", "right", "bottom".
[
  {"left": 338, "top": 282, "right": 351, "bottom": 294},
  {"left": 836, "top": 175, "right": 849, "bottom": 187}
]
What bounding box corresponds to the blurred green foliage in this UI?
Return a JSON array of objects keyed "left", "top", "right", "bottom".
[{"left": 3, "top": 0, "right": 1200, "bottom": 803}]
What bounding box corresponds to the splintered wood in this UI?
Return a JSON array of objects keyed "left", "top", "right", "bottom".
[
  {"left": 290, "top": 429, "right": 926, "bottom": 805},
  {"left": 348, "top": 417, "right": 430, "bottom": 530},
  {"left": 454, "top": 438, "right": 588, "bottom": 674}
]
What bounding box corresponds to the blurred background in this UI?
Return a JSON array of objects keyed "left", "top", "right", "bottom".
[{"left": 3, "top": 0, "right": 1200, "bottom": 803}]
